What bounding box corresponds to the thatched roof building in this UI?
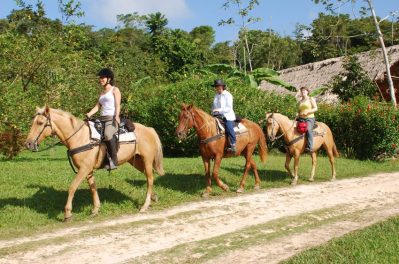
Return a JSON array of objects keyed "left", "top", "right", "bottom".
[{"left": 259, "top": 45, "right": 399, "bottom": 103}]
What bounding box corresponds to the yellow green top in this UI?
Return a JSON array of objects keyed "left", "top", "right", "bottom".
[{"left": 298, "top": 99, "right": 315, "bottom": 118}]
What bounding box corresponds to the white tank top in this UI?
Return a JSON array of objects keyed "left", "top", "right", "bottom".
[{"left": 99, "top": 87, "right": 115, "bottom": 116}]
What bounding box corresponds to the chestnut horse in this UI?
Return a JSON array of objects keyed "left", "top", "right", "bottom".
[
  {"left": 264, "top": 113, "right": 338, "bottom": 185},
  {"left": 25, "top": 106, "right": 164, "bottom": 221},
  {"left": 176, "top": 104, "right": 267, "bottom": 196}
]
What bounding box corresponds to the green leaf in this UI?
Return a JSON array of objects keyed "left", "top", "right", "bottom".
[
  {"left": 310, "top": 86, "right": 329, "bottom": 97},
  {"left": 263, "top": 77, "right": 296, "bottom": 92}
]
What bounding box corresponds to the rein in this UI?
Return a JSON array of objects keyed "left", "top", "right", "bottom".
[
  {"left": 179, "top": 109, "right": 210, "bottom": 142},
  {"left": 268, "top": 116, "right": 295, "bottom": 143},
  {"left": 33, "top": 113, "right": 86, "bottom": 152}
]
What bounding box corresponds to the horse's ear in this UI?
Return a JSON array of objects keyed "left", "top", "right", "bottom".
[
  {"left": 44, "top": 104, "right": 50, "bottom": 116},
  {"left": 181, "top": 103, "right": 186, "bottom": 109},
  {"left": 35, "top": 106, "right": 41, "bottom": 113},
  {"left": 187, "top": 104, "right": 193, "bottom": 110}
]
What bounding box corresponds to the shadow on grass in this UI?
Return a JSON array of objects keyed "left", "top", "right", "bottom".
[
  {"left": 154, "top": 173, "right": 204, "bottom": 194},
  {"left": 223, "top": 166, "right": 289, "bottom": 183},
  {"left": 0, "top": 184, "right": 137, "bottom": 221},
  {"left": 0, "top": 156, "right": 68, "bottom": 163}
]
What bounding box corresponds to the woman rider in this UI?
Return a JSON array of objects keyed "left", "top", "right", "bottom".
[
  {"left": 86, "top": 68, "right": 121, "bottom": 170},
  {"left": 298, "top": 87, "right": 318, "bottom": 153}
]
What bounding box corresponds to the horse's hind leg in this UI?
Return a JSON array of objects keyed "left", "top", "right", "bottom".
[
  {"left": 237, "top": 157, "right": 252, "bottom": 193},
  {"left": 129, "top": 156, "right": 157, "bottom": 210},
  {"left": 250, "top": 158, "right": 261, "bottom": 190},
  {"left": 64, "top": 168, "right": 90, "bottom": 221},
  {"left": 140, "top": 160, "right": 155, "bottom": 212},
  {"left": 87, "top": 172, "right": 100, "bottom": 216},
  {"left": 309, "top": 152, "right": 317, "bottom": 182}
]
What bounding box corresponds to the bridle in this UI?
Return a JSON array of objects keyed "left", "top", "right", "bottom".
[
  {"left": 177, "top": 109, "right": 209, "bottom": 141},
  {"left": 32, "top": 112, "right": 86, "bottom": 150},
  {"left": 266, "top": 114, "right": 295, "bottom": 143},
  {"left": 32, "top": 113, "right": 56, "bottom": 147}
]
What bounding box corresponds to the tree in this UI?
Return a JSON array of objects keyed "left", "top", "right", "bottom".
[
  {"left": 219, "top": 0, "right": 261, "bottom": 73},
  {"left": 313, "top": 0, "right": 397, "bottom": 107},
  {"left": 145, "top": 12, "right": 168, "bottom": 37},
  {"left": 189, "top": 26, "right": 215, "bottom": 51},
  {"left": 330, "top": 56, "right": 378, "bottom": 101}
]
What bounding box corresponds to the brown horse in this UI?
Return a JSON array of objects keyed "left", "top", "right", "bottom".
[
  {"left": 264, "top": 113, "right": 338, "bottom": 185},
  {"left": 176, "top": 104, "right": 267, "bottom": 195},
  {"left": 25, "top": 106, "right": 164, "bottom": 221}
]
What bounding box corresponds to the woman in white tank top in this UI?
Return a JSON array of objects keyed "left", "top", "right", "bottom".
[{"left": 86, "top": 68, "right": 122, "bottom": 170}]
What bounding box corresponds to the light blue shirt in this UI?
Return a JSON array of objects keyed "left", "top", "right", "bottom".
[{"left": 212, "top": 90, "right": 236, "bottom": 121}]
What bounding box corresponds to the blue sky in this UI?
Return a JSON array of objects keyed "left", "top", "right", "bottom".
[{"left": 1, "top": 0, "right": 398, "bottom": 42}]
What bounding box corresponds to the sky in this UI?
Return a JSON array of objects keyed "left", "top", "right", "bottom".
[{"left": 1, "top": 0, "right": 398, "bottom": 43}]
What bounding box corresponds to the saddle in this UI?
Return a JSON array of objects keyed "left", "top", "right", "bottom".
[
  {"left": 212, "top": 114, "right": 248, "bottom": 135},
  {"left": 88, "top": 117, "right": 136, "bottom": 143}
]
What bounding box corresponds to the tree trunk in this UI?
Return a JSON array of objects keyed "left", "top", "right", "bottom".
[
  {"left": 244, "top": 32, "right": 253, "bottom": 72},
  {"left": 367, "top": 0, "right": 397, "bottom": 107}
]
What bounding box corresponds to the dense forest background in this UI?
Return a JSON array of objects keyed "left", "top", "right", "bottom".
[{"left": 1, "top": 0, "right": 398, "bottom": 159}]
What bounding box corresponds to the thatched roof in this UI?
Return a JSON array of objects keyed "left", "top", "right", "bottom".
[{"left": 259, "top": 45, "right": 399, "bottom": 103}]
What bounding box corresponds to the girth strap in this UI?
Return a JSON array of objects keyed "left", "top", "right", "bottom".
[
  {"left": 200, "top": 134, "right": 224, "bottom": 144},
  {"left": 67, "top": 142, "right": 99, "bottom": 156},
  {"left": 287, "top": 131, "right": 325, "bottom": 146}
]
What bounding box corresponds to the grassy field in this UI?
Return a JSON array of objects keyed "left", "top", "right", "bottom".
[
  {"left": 0, "top": 145, "right": 398, "bottom": 239},
  {"left": 284, "top": 216, "right": 399, "bottom": 264}
]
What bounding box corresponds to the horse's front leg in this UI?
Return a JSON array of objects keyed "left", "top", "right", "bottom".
[
  {"left": 201, "top": 157, "right": 212, "bottom": 198},
  {"left": 212, "top": 155, "right": 229, "bottom": 192},
  {"left": 309, "top": 152, "right": 317, "bottom": 182},
  {"left": 64, "top": 167, "right": 90, "bottom": 221},
  {"left": 285, "top": 153, "right": 293, "bottom": 178},
  {"left": 292, "top": 153, "right": 300, "bottom": 186},
  {"left": 87, "top": 171, "right": 100, "bottom": 216}
]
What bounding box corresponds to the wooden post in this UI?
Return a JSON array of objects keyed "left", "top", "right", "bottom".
[{"left": 367, "top": 0, "right": 397, "bottom": 107}]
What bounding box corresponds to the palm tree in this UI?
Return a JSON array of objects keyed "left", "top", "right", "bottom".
[{"left": 145, "top": 12, "right": 168, "bottom": 37}]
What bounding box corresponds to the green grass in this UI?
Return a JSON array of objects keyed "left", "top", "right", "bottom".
[
  {"left": 284, "top": 216, "right": 399, "bottom": 264},
  {"left": 0, "top": 146, "right": 398, "bottom": 239}
]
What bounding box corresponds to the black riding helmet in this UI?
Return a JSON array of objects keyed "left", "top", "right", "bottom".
[{"left": 97, "top": 68, "right": 114, "bottom": 85}]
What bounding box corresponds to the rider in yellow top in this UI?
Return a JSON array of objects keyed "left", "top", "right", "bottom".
[{"left": 298, "top": 87, "right": 318, "bottom": 152}]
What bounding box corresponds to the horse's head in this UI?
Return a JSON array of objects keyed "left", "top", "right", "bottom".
[
  {"left": 25, "top": 105, "right": 54, "bottom": 151},
  {"left": 265, "top": 113, "right": 280, "bottom": 142},
  {"left": 176, "top": 103, "right": 195, "bottom": 141}
]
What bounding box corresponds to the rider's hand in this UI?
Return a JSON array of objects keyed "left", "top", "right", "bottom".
[
  {"left": 115, "top": 116, "right": 121, "bottom": 125},
  {"left": 85, "top": 113, "right": 91, "bottom": 121}
]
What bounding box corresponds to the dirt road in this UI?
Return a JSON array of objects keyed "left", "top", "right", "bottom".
[{"left": 1, "top": 172, "right": 399, "bottom": 264}]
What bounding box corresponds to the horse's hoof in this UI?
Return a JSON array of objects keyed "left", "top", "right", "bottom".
[
  {"left": 139, "top": 207, "right": 148, "bottom": 213},
  {"left": 236, "top": 187, "right": 244, "bottom": 193},
  {"left": 201, "top": 192, "right": 210, "bottom": 198},
  {"left": 151, "top": 194, "right": 159, "bottom": 202},
  {"left": 291, "top": 180, "right": 297, "bottom": 186},
  {"left": 254, "top": 185, "right": 261, "bottom": 191},
  {"left": 308, "top": 178, "right": 314, "bottom": 182},
  {"left": 222, "top": 184, "right": 230, "bottom": 192},
  {"left": 63, "top": 215, "right": 73, "bottom": 223},
  {"left": 331, "top": 178, "right": 336, "bottom": 182}
]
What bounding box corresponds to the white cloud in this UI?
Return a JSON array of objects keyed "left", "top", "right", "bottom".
[{"left": 87, "top": 0, "right": 191, "bottom": 25}]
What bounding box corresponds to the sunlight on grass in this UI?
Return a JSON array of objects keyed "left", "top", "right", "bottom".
[{"left": 0, "top": 146, "right": 398, "bottom": 239}]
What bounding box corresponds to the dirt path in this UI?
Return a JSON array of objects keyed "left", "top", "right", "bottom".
[{"left": 1, "top": 172, "right": 399, "bottom": 264}]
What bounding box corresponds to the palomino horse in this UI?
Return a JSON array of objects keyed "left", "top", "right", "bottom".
[
  {"left": 176, "top": 104, "right": 267, "bottom": 195},
  {"left": 264, "top": 113, "right": 338, "bottom": 185},
  {"left": 25, "top": 106, "right": 164, "bottom": 221}
]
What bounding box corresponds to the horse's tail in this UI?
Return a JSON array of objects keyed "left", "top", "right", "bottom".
[
  {"left": 332, "top": 141, "right": 339, "bottom": 158},
  {"left": 257, "top": 124, "right": 268, "bottom": 164},
  {"left": 149, "top": 128, "right": 165, "bottom": 176},
  {"left": 324, "top": 123, "right": 339, "bottom": 158}
]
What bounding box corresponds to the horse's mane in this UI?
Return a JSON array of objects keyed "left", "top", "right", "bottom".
[
  {"left": 192, "top": 106, "right": 213, "bottom": 122},
  {"left": 37, "top": 107, "right": 82, "bottom": 129},
  {"left": 273, "top": 113, "right": 291, "bottom": 122}
]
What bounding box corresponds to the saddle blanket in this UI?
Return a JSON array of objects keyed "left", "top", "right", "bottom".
[
  {"left": 216, "top": 119, "right": 248, "bottom": 134},
  {"left": 89, "top": 121, "right": 136, "bottom": 142}
]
